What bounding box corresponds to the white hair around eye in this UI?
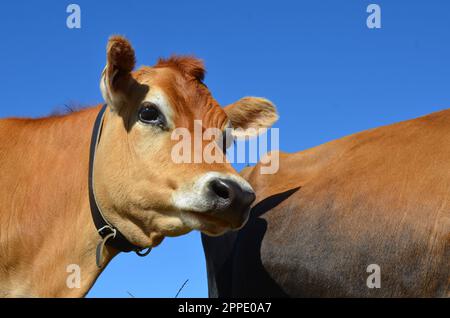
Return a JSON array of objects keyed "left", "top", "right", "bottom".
[{"left": 141, "top": 87, "right": 174, "bottom": 129}]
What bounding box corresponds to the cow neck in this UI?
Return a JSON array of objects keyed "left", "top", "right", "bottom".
[{"left": 88, "top": 104, "right": 151, "bottom": 268}]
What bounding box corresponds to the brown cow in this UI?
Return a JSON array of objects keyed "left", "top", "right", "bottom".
[
  {"left": 0, "top": 36, "right": 277, "bottom": 297},
  {"left": 203, "top": 109, "right": 450, "bottom": 297}
]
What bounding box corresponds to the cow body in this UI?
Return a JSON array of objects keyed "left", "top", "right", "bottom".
[{"left": 203, "top": 109, "right": 450, "bottom": 297}]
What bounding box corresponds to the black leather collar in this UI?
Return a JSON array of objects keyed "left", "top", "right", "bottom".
[{"left": 88, "top": 105, "right": 151, "bottom": 267}]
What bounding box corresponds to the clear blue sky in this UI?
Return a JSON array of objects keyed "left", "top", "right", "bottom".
[{"left": 0, "top": 1, "right": 449, "bottom": 297}]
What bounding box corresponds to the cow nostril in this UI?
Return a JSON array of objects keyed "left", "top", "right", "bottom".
[{"left": 210, "top": 179, "right": 231, "bottom": 200}]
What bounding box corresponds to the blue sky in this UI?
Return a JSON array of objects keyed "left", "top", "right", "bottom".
[{"left": 0, "top": 1, "right": 449, "bottom": 297}]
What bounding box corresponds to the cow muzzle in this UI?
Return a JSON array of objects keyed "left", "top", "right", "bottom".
[
  {"left": 206, "top": 178, "right": 255, "bottom": 228},
  {"left": 172, "top": 172, "right": 256, "bottom": 232}
]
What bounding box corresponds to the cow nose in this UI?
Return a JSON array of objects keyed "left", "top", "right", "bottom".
[{"left": 208, "top": 178, "right": 256, "bottom": 228}]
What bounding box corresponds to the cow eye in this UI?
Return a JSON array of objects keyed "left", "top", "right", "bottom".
[{"left": 138, "top": 103, "right": 165, "bottom": 127}]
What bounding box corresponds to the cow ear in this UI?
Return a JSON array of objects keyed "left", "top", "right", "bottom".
[
  {"left": 224, "top": 97, "right": 278, "bottom": 138},
  {"left": 100, "top": 35, "right": 136, "bottom": 110}
]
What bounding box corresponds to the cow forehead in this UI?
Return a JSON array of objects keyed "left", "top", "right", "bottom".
[{"left": 132, "top": 66, "right": 229, "bottom": 130}]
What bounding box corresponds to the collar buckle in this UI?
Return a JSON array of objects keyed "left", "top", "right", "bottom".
[{"left": 97, "top": 225, "right": 117, "bottom": 238}]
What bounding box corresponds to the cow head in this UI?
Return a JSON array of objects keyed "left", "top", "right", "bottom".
[{"left": 94, "top": 36, "right": 278, "bottom": 248}]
